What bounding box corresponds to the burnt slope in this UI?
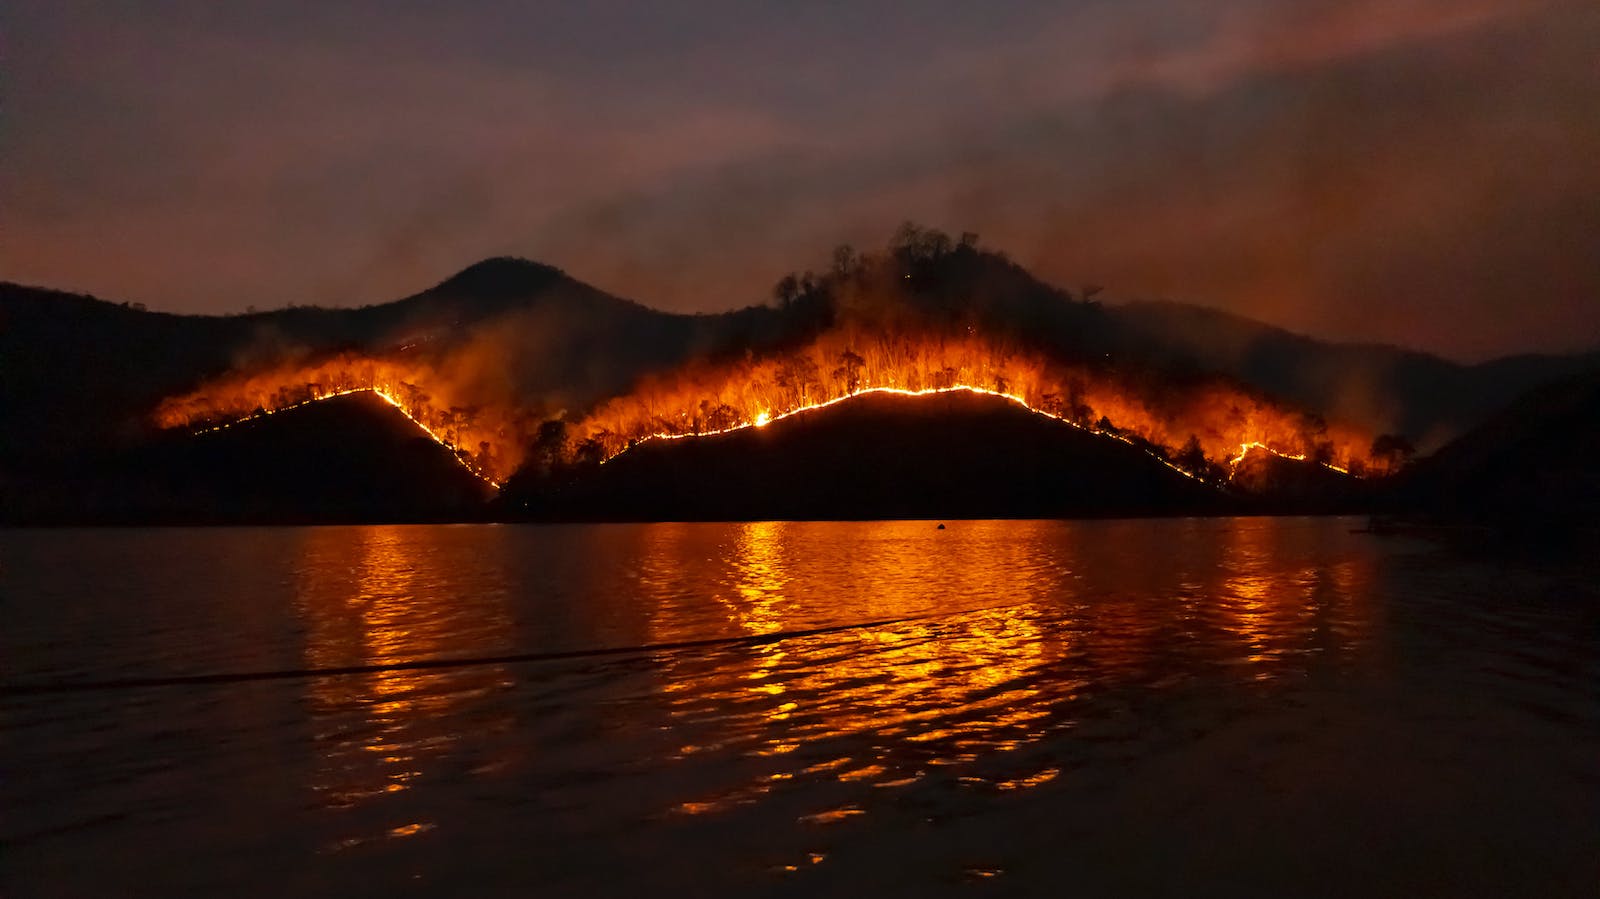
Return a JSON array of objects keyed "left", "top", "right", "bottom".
[
  {"left": 506, "top": 391, "right": 1226, "bottom": 521},
  {"left": 2, "top": 392, "right": 493, "bottom": 525}
]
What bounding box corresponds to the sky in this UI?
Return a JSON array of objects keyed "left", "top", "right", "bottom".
[{"left": 4, "top": 0, "right": 1596, "bottom": 360}]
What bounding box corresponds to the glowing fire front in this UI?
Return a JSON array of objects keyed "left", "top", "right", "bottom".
[
  {"left": 154, "top": 331, "right": 1381, "bottom": 491},
  {"left": 566, "top": 330, "right": 1379, "bottom": 480},
  {"left": 153, "top": 354, "right": 527, "bottom": 486}
]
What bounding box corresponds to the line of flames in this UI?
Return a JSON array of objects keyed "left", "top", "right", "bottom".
[
  {"left": 188, "top": 384, "right": 1350, "bottom": 494},
  {"left": 608, "top": 384, "right": 1353, "bottom": 483},
  {"left": 194, "top": 387, "right": 502, "bottom": 487},
  {"left": 1227, "top": 440, "right": 1351, "bottom": 475}
]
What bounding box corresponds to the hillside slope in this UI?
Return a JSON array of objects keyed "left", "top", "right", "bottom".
[
  {"left": 9, "top": 252, "right": 1591, "bottom": 474},
  {"left": 1, "top": 392, "right": 493, "bottom": 524},
  {"left": 7, "top": 231, "right": 1594, "bottom": 527},
  {"left": 0, "top": 259, "right": 747, "bottom": 460},
  {"left": 505, "top": 391, "right": 1226, "bottom": 521},
  {"left": 1109, "top": 300, "right": 1600, "bottom": 450},
  {"left": 1399, "top": 366, "right": 1600, "bottom": 526}
]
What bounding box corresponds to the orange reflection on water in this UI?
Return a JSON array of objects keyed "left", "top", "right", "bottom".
[
  {"left": 293, "top": 526, "right": 513, "bottom": 843},
  {"left": 646, "top": 521, "right": 1063, "bottom": 813},
  {"left": 637, "top": 519, "right": 1382, "bottom": 818},
  {"left": 729, "top": 520, "right": 788, "bottom": 636},
  {"left": 1219, "top": 518, "right": 1377, "bottom": 678},
  {"left": 277, "top": 519, "right": 1381, "bottom": 834},
  {"left": 1221, "top": 523, "right": 1280, "bottom": 672}
]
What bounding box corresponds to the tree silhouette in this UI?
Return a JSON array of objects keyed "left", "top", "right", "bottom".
[
  {"left": 776, "top": 355, "right": 822, "bottom": 406},
  {"left": 891, "top": 221, "right": 953, "bottom": 264},
  {"left": 772, "top": 274, "right": 801, "bottom": 308},
  {"left": 534, "top": 419, "right": 569, "bottom": 469},
  {"left": 832, "top": 349, "right": 866, "bottom": 394},
  {"left": 1371, "top": 433, "right": 1416, "bottom": 474}
]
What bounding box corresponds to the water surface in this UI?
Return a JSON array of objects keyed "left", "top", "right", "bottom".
[{"left": 4, "top": 519, "right": 1595, "bottom": 896}]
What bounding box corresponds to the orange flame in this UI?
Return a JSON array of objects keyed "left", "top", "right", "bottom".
[
  {"left": 152, "top": 352, "right": 529, "bottom": 485},
  {"left": 569, "top": 328, "right": 1377, "bottom": 479},
  {"left": 153, "top": 328, "right": 1378, "bottom": 490}
]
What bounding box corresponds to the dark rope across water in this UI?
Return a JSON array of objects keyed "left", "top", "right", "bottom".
[{"left": 0, "top": 611, "right": 969, "bottom": 697}]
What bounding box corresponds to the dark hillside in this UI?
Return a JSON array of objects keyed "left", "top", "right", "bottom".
[
  {"left": 1110, "top": 300, "right": 1600, "bottom": 449},
  {"left": 2, "top": 392, "right": 492, "bottom": 525},
  {"left": 1398, "top": 366, "right": 1600, "bottom": 528},
  {"left": 0, "top": 262, "right": 690, "bottom": 460},
  {"left": 505, "top": 391, "right": 1225, "bottom": 521}
]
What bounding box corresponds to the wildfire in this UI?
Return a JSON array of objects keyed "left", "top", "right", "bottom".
[
  {"left": 567, "top": 329, "right": 1381, "bottom": 483},
  {"left": 152, "top": 330, "right": 1378, "bottom": 491},
  {"left": 195, "top": 386, "right": 502, "bottom": 486},
  {"left": 1227, "top": 441, "right": 1351, "bottom": 476},
  {"left": 614, "top": 384, "right": 1214, "bottom": 482},
  {"left": 153, "top": 353, "right": 529, "bottom": 486}
]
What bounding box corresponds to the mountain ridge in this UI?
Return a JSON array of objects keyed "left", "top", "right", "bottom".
[
  {"left": 6, "top": 253, "right": 1593, "bottom": 462},
  {"left": 1108, "top": 299, "right": 1600, "bottom": 449},
  {"left": 5, "top": 234, "right": 1595, "bottom": 525},
  {"left": 503, "top": 390, "right": 1230, "bottom": 522}
]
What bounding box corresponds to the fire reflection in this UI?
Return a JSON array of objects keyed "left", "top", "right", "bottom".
[
  {"left": 647, "top": 522, "right": 1061, "bottom": 813},
  {"left": 1220, "top": 519, "right": 1282, "bottom": 672},
  {"left": 637, "top": 519, "right": 1379, "bottom": 817},
  {"left": 727, "top": 522, "right": 792, "bottom": 728},
  {"left": 280, "top": 519, "right": 1379, "bottom": 840},
  {"left": 727, "top": 520, "right": 788, "bottom": 637},
  {"left": 1218, "top": 518, "right": 1376, "bottom": 678},
  {"left": 293, "top": 526, "right": 513, "bottom": 846}
]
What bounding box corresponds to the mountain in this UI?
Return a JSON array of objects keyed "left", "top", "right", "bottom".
[
  {"left": 0, "top": 259, "right": 692, "bottom": 461},
  {"left": 502, "top": 390, "right": 1224, "bottom": 521},
  {"left": 4, "top": 228, "right": 1593, "bottom": 524},
  {"left": 2, "top": 392, "right": 492, "bottom": 525},
  {"left": 1397, "top": 366, "right": 1600, "bottom": 528},
  {"left": 1108, "top": 300, "right": 1600, "bottom": 451},
  {"left": 8, "top": 252, "right": 1590, "bottom": 472}
]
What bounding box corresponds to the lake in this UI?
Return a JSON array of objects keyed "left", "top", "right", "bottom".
[{"left": 3, "top": 519, "right": 1595, "bottom": 896}]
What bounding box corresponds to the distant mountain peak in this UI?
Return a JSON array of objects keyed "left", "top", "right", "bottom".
[{"left": 428, "top": 257, "right": 565, "bottom": 298}]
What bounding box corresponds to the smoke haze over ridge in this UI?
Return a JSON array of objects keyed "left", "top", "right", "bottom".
[{"left": 4, "top": 0, "right": 1597, "bottom": 360}]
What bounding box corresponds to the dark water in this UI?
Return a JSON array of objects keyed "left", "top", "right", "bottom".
[{"left": 3, "top": 519, "right": 1596, "bottom": 897}]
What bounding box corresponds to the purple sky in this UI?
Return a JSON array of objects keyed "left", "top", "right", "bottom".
[{"left": 4, "top": 0, "right": 1596, "bottom": 359}]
